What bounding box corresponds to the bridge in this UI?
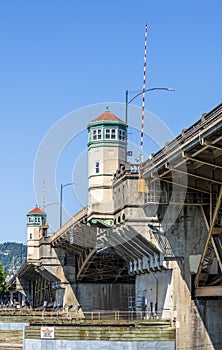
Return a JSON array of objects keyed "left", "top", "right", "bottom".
[
  {"left": 8, "top": 103, "right": 222, "bottom": 350},
  {"left": 141, "top": 102, "right": 222, "bottom": 297},
  {"left": 48, "top": 102, "right": 222, "bottom": 298}
]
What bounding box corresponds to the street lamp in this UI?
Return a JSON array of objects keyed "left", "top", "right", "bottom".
[
  {"left": 125, "top": 87, "right": 175, "bottom": 161},
  {"left": 45, "top": 202, "right": 60, "bottom": 209},
  {"left": 60, "top": 182, "right": 76, "bottom": 228},
  {"left": 125, "top": 87, "right": 175, "bottom": 126}
]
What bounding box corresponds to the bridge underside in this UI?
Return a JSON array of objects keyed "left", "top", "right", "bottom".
[
  {"left": 9, "top": 263, "right": 58, "bottom": 308},
  {"left": 52, "top": 223, "right": 163, "bottom": 283},
  {"left": 142, "top": 104, "right": 222, "bottom": 297}
]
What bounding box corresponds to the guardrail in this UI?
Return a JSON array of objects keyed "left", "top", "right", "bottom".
[
  {"left": 144, "top": 191, "right": 210, "bottom": 205},
  {"left": 84, "top": 309, "right": 172, "bottom": 321},
  {"left": 50, "top": 207, "right": 88, "bottom": 243},
  {"left": 0, "top": 308, "right": 172, "bottom": 321}
]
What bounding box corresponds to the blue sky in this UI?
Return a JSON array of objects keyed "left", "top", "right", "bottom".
[{"left": 0, "top": 1, "right": 221, "bottom": 242}]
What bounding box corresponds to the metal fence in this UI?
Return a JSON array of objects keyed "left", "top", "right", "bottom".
[{"left": 0, "top": 307, "right": 172, "bottom": 322}]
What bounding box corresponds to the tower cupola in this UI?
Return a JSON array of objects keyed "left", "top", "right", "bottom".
[{"left": 27, "top": 206, "right": 47, "bottom": 227}]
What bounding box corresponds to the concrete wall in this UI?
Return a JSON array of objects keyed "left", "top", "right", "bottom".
[
  {"left": 75, "top": 283, "right": 134, "bottom": 311},
  {"left": 24, "top": 339, "right": 175, "bottom": 350},
  {"left": 135, "top": 205, "right": 222, "bottom": 350},
  {"left": 0, "top": 322, "right": 29, "bottom": 330},
  {"left": 39, "top": 242, "right": 80, "bottom": 308},
  {"left": 1, "top": 321, "right": 175, "bottom": 350},
  {"left": 0, "top": 321, "right": 29, "bottom": 350},
  {"left": 113, "top": 175, "right": 149, "bottom": 233},
  {"left": 136, "top": 270, "right": 173, "bottom": 319}
]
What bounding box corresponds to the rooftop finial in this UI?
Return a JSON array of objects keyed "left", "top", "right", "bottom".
[{"left": 105, "top": 106, "right": 109, "bottom": 112}]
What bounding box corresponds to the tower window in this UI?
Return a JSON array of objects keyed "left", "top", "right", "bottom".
[
  {"left": 111, "top": 129, "right": 116, "bottom": 139},
  {"left": 95, "top": 162, "right": 100, "bottom": 173},
  {"left": 93, "top": 129, "right": 102, "bottom": 140},
  {"left": 105, "top": 129, "right": 110, "bottom": 139},
  {"left": 119, "top": 129, "right": 125, "bottom": 140},
  {"left": 29, "top": 233, "right": 32, "bottom": 239},
  {"left": 93, "top": 130, "right": 97, "bottom": 140},
  {"left": 105, "top": 129, "right": 117, "bottom": 139}
]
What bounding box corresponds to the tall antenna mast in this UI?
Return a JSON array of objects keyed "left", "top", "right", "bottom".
[
  {"left": 42, "top": 180, "right": 46, "bottom": 212},
  {"left": 139, "top": 22, "right": 148, "bottom": 164}
]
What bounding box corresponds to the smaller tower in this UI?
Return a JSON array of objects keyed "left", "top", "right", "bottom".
[{"left": 26, "top": 206, "right": 48, "bottom": 263}]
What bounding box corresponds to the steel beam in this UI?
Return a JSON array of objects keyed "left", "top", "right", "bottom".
[
  {"left": 195, "top": 285, "right": 222, "bottom": 297},
  {"left": 195, "top": 185, "right": 222, "bottom": 287}
]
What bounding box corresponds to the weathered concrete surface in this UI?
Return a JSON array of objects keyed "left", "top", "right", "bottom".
[
  {"left": 24, "top": 339, "right": 175, "bottom": 350},
  {"left": 113, "top": 172, "right": 148, "bottom": 233},
  {"left": 0, "top": 314, "right": 175, "bottom": 349},
  {"left": 76, "top": 283, "right": 134, "bottom": 311},
  {"left": 135, "top": 205, "right": 222, "bottom": 350},
  {"left": 24, "top": 320, "right": 175, "bottom": 349},
  {"left": 0, "top": 322, "right": 28, "bottom": 349},
  {"left": 0, "top": 330, "right": 23, "bottom": 349},
  {"left": 0, "top": 322, "right": 28, "bottom": 330}
]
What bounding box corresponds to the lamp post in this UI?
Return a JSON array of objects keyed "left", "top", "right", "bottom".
[
  {"left": 125, "top": 87, "right": 175, "bottom": 126},
  {"left": 60, "top": 182, "right": 76, "bottom": 228},
  {"left": 45, "top": 202, "right": 60, "bottom": 209},
  {"left": 125, "top": 87, "right": 175, "bottom": 161}
]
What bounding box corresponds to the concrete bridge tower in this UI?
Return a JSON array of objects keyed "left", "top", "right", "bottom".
[
  {"left": 26, "top": 206, "right": 48, "bottom": 263},
  {"left": 87, "top": 108, "right": 127, "bottom": 226}
]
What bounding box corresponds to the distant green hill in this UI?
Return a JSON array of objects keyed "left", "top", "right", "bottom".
[{"left": 0, "top": 242, "right": 27, "bottom": 274}]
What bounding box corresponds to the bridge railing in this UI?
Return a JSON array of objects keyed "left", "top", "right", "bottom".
[
  {"left": 144, "top": 191, "right": 210, "bottom": 205},
  {"left": 84, "top": 309, "right": 172, "bottom": 321},
  {"left": 142, "top": 103, "right": 222, "bottom": 174},
  {"left": 0, "top": 307, "right": 172, "bottom": 322},
  {"left": 50, "top": 207, "right": 88, "bottom": 243}
]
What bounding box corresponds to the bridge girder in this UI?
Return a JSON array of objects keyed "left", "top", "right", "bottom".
[{"left": 142, "top": 104, "right": 222, "bottom": 297}]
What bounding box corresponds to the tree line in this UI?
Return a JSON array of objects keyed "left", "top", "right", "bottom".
[
  {"left": 0, "top": 242, "right": 27, "bottom": 273},
  {"left": 0, "top": 242, "right": 27, "bottom": 301},
  {"left": 0, "top": 264, "right": 8, "bottom": 300}
]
